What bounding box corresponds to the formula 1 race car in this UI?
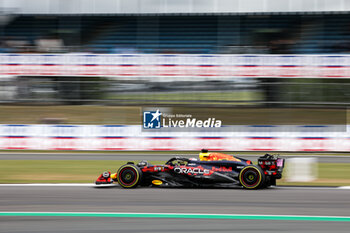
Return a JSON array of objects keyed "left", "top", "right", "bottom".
[{"left": 95, "top": 149, "right": 285, "bottom": 189}]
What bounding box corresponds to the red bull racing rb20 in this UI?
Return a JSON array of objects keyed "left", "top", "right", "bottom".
[{"left": 96, "top": 149, "right": 285, "bottom": 189}]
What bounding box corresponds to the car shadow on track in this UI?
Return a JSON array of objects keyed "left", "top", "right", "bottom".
[{"left": 93, "top": 184, "right": 278, "bottom": 190}]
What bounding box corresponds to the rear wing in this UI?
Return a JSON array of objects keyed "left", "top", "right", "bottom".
[{"left": 258, "top": 154, "right": 284, "bottom": 178}]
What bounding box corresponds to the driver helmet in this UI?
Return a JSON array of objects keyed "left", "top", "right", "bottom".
[{"left": 199, "top": 149, "right": 210, "bottom": 161}]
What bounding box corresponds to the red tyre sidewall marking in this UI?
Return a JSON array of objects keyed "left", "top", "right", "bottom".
[
  {"left": 241, "top": 168, "right": 260, "bottom": 187},
  {"left": 119, "top": 167, "right": 137, "bottom": 186}
]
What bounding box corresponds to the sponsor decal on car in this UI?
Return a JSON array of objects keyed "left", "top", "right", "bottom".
[
  {"left": 212, "top": 166, "right": 233, "bottom": 172},
  {"left": 174, "top": 167, "right": 210, "bottom": 175}
]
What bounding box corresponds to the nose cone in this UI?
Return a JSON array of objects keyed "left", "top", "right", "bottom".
[{"left": 95, "top": 171, "right": 113, "bottom": 185}]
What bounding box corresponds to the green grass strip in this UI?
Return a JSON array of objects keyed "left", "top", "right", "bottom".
[{"left": 1, "top": 212, "right": 350, "bottom": 222}]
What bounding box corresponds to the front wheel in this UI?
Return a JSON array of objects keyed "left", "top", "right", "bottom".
[
  {"left": 117, "top": 164, "right": 142, "bottom": 188},
  {"left": 239, "top": 165, "right": 265, "bottom": 189}
]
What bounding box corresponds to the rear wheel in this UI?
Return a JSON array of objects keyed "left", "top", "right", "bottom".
[
  {"left": 117, "top": 164, "right": 142, "bottom": 188},
  {"left": 239, "top": 166, "right": 265, "bottom": 189}
]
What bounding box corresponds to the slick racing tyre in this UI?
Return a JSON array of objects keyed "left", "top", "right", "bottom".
[
  {"left": 117, "top": 164, "right": 142, "bottom": 188},
  {"left": 239, "top": 165, "right": 265, "bottom": 189}
]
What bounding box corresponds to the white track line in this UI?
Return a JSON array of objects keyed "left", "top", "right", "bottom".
[
  {"left": 277, "top": 186, "right": 350, "bottom": 190},
  {"left": 0, "top": 183, "right": 93, "bottom": 187},
  {"left": 0, "top": 183, "right": 350, "bottom": 190},
  {"left": 0, "top": 183, "right": 117, "bottom": 187}
]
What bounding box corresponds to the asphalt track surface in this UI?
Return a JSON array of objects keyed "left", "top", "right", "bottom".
[
  {"left": 1, "top": 186, "right": 350, "bottom": 233},
  {"left": 1, "top": 152, "right": 350, "bottom": 232},
  {"left": 1, "top": 152, "right": 350, "bottom": 163}
]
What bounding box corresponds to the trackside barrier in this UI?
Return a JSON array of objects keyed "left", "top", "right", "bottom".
[
  {"left": 1, "top": 54, "right": 350, "bottom": 78},
  {"left": 0, "top": 124, "right": 349, "bottom": 151},
  {"left": 285, "top": 158, "right": 318, "bottom": 182}
]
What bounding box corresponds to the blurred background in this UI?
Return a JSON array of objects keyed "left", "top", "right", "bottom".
[
  {"left": 0, "top": 1, "right": 348, "bottom": 135},
  {"left": 0, "top": 0, "right": 350, "bottom": 120},
  {"left": 2, "top": 5, "right": 350, "bottom": 233},
  {"left": 2, "top": 4, "right": 350, "bottom": 233}
]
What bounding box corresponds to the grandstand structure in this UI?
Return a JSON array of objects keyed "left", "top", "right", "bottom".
[
  {"left": 1, "top": 0, "right": 350, "bottom": 106},
  {"left": 1, "top": 14, "right": 350, "bottom": 54}
]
